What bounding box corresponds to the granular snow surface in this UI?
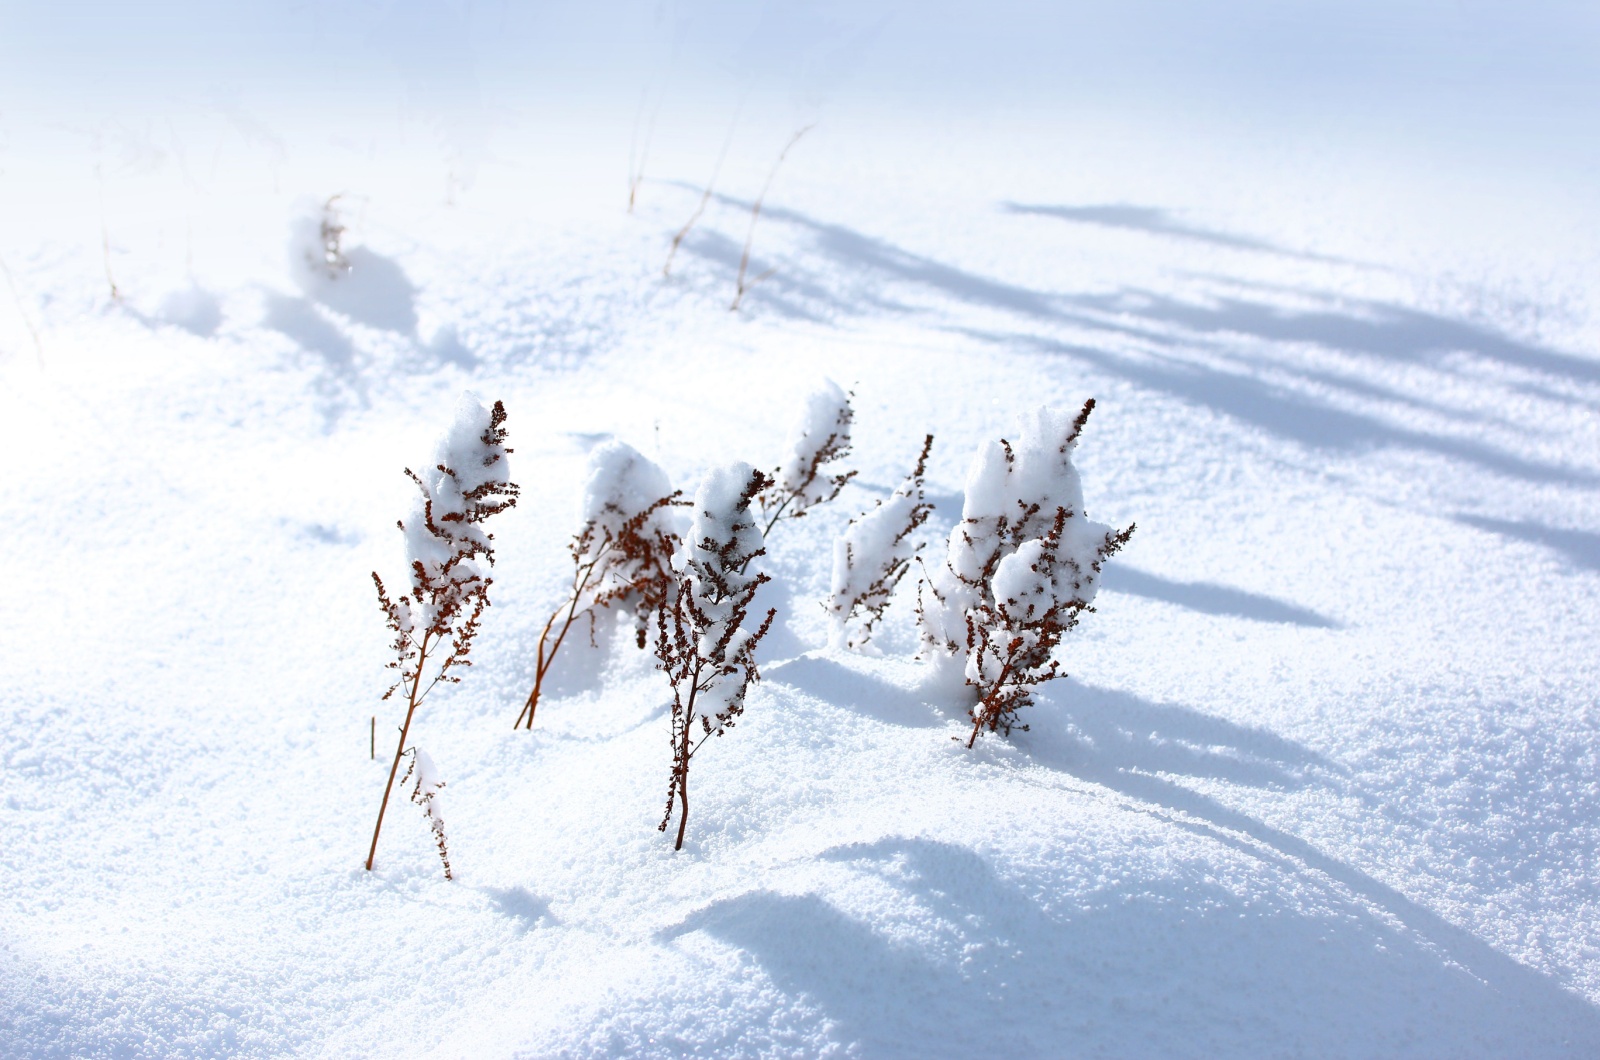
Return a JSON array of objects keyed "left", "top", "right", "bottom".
[{"left": 4, "top": 4, "right": 1600, "bottom": 1056}]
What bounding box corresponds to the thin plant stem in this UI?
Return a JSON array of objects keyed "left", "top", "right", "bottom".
[
  {"left": 730, "top": 123, "right": 814, "bottom": 311},
  {"left": 367, "top": 630, "right": 432, "bottom": 872},
  {"left": 664, "top": 100, "right": 745, "bottom": 276}
]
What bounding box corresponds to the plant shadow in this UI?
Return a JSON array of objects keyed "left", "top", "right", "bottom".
[
  {"left": 1100, "top": 565, "right": 1339, "bottom": 628},
  {"left": 661, "top": 834, "right": 1600, "bottom": 1057}
]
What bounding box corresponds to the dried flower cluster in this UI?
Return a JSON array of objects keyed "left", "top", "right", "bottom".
[
  {"left": 759, "top": 380, "right": 857, "bottom": 536},
  {"left": 367, "top": 395, "right": 519, "bottom": 876},
  {"left": 515, "top": 441, "right": 685, "bottom": 729},
  {"left": 656, "top": 464, "right": 777, "bottom": 850},
  {"left": 919, "top": 400, "right": 1134, "bottom": 745},
  {"left": 961, "top": 505, "right": 1134, "bottom": 746},
  {"left": 400, "top": 748, "right": 452, "bottom": 880},
  {"left": 827, "top": 434, "right": 935, "bottom": 649}
]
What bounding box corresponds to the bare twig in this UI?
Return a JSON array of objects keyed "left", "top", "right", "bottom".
[
  {"left": 730, "top": 124, "right": 814, "bottom": 311},
  {"left": 663, "top": 101, "right": 745, "bottom": 277}
]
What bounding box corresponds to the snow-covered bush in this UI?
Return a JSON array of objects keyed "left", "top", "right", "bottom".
[
  {"left": 918, "top": 400, "right": 1134, "bottom": 746},
  {"left": 827, "top": 433, "right": 934, "bottom": 649},
  {"left": 655, "top": 464, "right": 777, "bottom": 850},
  {"left": 368, "top": 394, "right": 519, "bottom": 876},
  {"left": 514, "top": 441, "right": 686, "bottom": 728},
  {"left": 758, "top": 379, "right": 857, "bottom": 536}
]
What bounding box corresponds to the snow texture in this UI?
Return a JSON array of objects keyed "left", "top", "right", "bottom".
[{"left": 6, "top": 5, "right": 1600, "bottom": 1054}]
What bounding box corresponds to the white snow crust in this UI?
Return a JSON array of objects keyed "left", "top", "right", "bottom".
[{"left": 5, "top": 3, "right": 1600, "bottom": 1056}]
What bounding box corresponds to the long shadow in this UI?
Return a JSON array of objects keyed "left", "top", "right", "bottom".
[
  {"left": 1004, "top": 201, "right": 1350, "bottom": 264},
  {"left": 662, "top": 835, "right": 1600, "bottom": 1057},
  {"left": 765, "top": 654, "right": 942, "bottom": 729},
  {"left": 960, "top": 327, "right": 1599, "bottom": 486},
  {"left": 1457, "top": 514, "right": 1600, "bottom": 573},
  {"left": 677, "top": 195, "right": 1598, "bottom": 488},
  {"left": 1005, "top": 687, "right": 1600, "bottom": 1053},
  {"left": 1019, "top": 679, "right": 1335, "bottom": 793},
  {"left": 1100, "top": 565, "right": 1338, "bottom": 628}
]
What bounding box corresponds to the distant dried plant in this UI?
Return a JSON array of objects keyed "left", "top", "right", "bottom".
[
  {"left": 367, "top": 397, "right": 519, "bottom": 876},
  {"left": 656, "top": 465, "right": 776, "bottom": 850},
  {"left": 827, "top": 434, "right": 934, "bottom": 648},
  {"left": 310, "top": 195, "right": 350, "bottom": 279},
  {"left": 759, "top": 380, "right": 857, "bottom": 537},
  {"left": 515, "top": 442, "right": 685, "bottom": 728},
  {"left": 730, "top": 124, "right": 814, "bottom": 311}
]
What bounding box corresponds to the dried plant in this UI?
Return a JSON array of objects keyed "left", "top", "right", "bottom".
[
  {"left": 308, "top": 194, "right": 350, "bottom": 279},
  {"left": 514, "top": 442, "right": 686, "bottom": 728},
  {"left": 918, "top": 400, "right": 1134, "bottom": 745},
  {"left": 960, "top": 505, "right": 1134, "bottom": 746},
  {"left": 730, "top": 123, "right": 814, "bottom": 311},
  {"left": 399, "top": 747, "right": 452, "bottom": 880},
  {"left": 367, "top": 396, "right": 519, "bottom": 876},
  {"left": 827, "top": 434, "right": 934, "bottom": 649},
  {"left": 656, "top": 464, "right": 776, "bottom": 851},
  {"left": 664, "top": 103, "right": 743, "bottom": 277},
  {"left": 759, "top": 380, "right": 857, "bottom": 537}
]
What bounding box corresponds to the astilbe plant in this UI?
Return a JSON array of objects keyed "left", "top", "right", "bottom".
[
  {"left": 514, "top": 441, "right": 685, "bottom": 728},
  {"left": 827, "top": 433, "right": 935, "bottom": 649},
  {"left": 962, "top": 505, "right": 1134, "bottom": 746},
  {"left": 758, "top": 379, "right": 857, "bottom": 536},
  {"left": 918, "top": 400, "right": 1134, "bottom": 746},
  {"left": 368, "top": 395, "right": 519, "bottom": 878},
  {"left": 656, "top": 464, "right": 777, "bottom": 851}
]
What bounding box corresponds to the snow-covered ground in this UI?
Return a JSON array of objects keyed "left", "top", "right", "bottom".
[{"left": 4, "top": 3, "right": 1600, "bottom": 1056}]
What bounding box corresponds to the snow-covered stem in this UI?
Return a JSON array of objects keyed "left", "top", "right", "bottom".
[
  {"left": 399, "top": 748, "right": 452, "bottom": 880},
  {"left": 917, "top": 400, "right": 1134, "bottom": 743},
  {"left": 828, "top": 433, "right": 935, "bottom": 649},
  {"left": 655, "top": 464, "right": 776, "bottom": 851},
  {"left": 759, "top": 380, "right": 857, "bottom": 537},
  {"left": 367, "top": 396, "right": 518, "bottom": 877},
  {"left": 514, "top": 442, "right": 685, "bottom": 728},
  {"left": 730, "top": 123, "right": 814, "bottom": 311}
]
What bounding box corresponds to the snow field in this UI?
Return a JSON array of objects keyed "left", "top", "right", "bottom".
[{"left": 3, "top": 91, "right": 1600, "bottom": 1055}]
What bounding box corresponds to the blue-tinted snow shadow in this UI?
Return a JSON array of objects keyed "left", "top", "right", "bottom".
[
  {"left": 1004, "top": 201, "right": 1353, "bottom": 265},
  {"left": 481, "top": 885, "right": 556, "bottom": 932},
  {"left": 660, "top": 836, "right": 1600, "bottom": 1057},
  {"left": 764, "top": 654, "right": 941, "bottom": 729},
  {"left": 1019, "top": 679, "right": 1333, "bottom": 793},
  {"left": 1100, "top": 565, "right": 1339, "bottom": 628},
  {"left": 1457, "top": 514, "right": 1600, "bottom": 573},
  {"left": 261, "top": 245, "right": 479, "bottom": 424},
  {"left": 674, "top": 193, "right": 1599, "bottom": 488}
]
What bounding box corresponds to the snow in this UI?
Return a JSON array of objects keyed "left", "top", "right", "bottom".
[{"left": 4, "top": 1, "right": 1600, "bottom": 1056}]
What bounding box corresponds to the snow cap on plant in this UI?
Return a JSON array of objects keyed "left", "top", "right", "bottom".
[
  {"left": 918, "top": 400, "right": 1133, "bottom": 744},
  {"left": 828, "top": 434, "right": 934, "bottom": 649},
  {"left": 760, "top": 379, "right": 856, "bottom": 535}
]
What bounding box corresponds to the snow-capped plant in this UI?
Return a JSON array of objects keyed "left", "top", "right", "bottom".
[
  {"left": 827, "top": 433, "right": 934, "bottom": 649},
  {"left": 367, "top": 395, "right": 519, "bottom": 876},
  {"left": 758, "top": 379, "right": 857, "bottom": 536},
  {"left": 514, "top": 441, "right": 686, "bottom": 729},
  {"left": 918, "top": 400, "right": 1134, "bottom": 746},
  {"left": 399, "top": 747, "right": 452, "bottom": 880},
  {"left": 656, "top": 464, "right": 777, "bottom": 851}
]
